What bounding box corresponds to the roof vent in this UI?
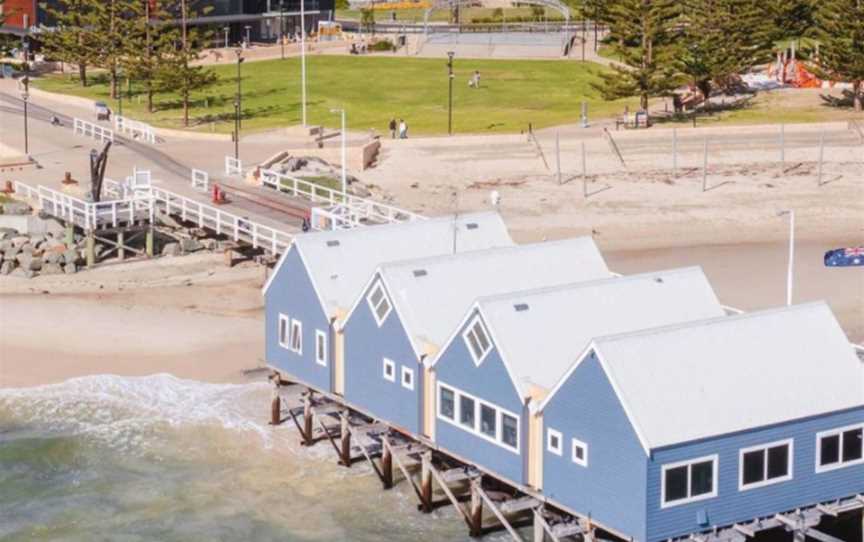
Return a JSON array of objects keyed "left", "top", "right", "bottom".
[
  {"left": 465, "top": 223, "right": 479, "bottom": 230},
  {"left": 654, "top": 277, "right": 664, "bottom": 283},
  {"left": 413, "top": 269, "right": 428, "bottom": 277},
  {"left": 326, "top": 240, "right": 340, "bottom": 247},
  {"left": 514, "top": 303, "right": 529, "bottom": 312}
]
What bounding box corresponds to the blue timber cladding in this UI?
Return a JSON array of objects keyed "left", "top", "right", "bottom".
[
  {"left": 433, "top": 310, "right": 526, "bottom": 485},
  {"left": 342, "top": 276, "right": 422, "bottom": 433},
  {"left": 542, "top": 352, "right": 648, "bottom": 540},
  {"left": 264, "top": 246, "right": 332, "bottom": 392},
  {"left": 646, "top": 406, "right": 864, "bottom": 542}
]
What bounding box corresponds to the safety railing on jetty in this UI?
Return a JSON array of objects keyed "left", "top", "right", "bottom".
[
  {"left": 73, "top": 118, "right": 115, "bottom": 143},
  {"left": 20, "top": 183, "right": 149, "bottom": 230},
  {"left": 114, "top": 116, "right": 157, "bottom": 144},
  {"left": 260, "top": 168, "right": 425, "bottom": 229}
]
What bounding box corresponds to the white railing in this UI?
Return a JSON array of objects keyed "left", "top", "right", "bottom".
[
  {"left": 225, "top": 156, "right": 243, "bottom": 176},
  {"left": 259, "top": 168, "right": 424, "bottom": 230},
  {"left": 73, "top": 118, "right": 115, "bottom": 143},
  {"left": 191, "top": 169, "right": 210, "bottom": 192},
  {"left": 114, "top": 115, "right": 157, "bottom": 144},
  {"left": 12, "top": 181, "right": 39, "bottom": 201},
  {"left": 34, "top": 185, "right": 148, "bottom": 230}
]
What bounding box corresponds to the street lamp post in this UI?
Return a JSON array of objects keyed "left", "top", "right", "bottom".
[
  {"left": 778, "top": 209, "right": 795, "bottom": 306},
  {"left": 224, "top": 26, "right": 230, "bottom": 48},
  {"left": 446, "top": 51, "right": 455, "bottom": 135},
  {"left": 234, "top": 98, "right": 240, "bottom": 160},
  {"left": 330, "top": 108, "right": 347, "bottom": 196},
  {"left": 21, "top": 76, "right": 30, "bottom": 157},
  {"left": 235, "top": 48, "right": 244, "bottom": 129},
  {"left": 280, "top": 1, "right": 286, "bottom": 60}
]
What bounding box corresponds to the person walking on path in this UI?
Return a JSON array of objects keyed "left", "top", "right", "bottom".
[
  {"left": 399, "top": 119, "right": 407, "bottom": 139},
  {"left": 389, "top": 118, "right": 397, "bottom": 139}
]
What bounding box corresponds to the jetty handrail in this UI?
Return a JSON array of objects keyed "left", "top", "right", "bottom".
[
  {"left": 259, "top": 168, "right": 425, "bottom": 226},
  {"left": 225, "top": 156, "right": 243, "bottom": 176},
  {"left": 31, "top": 184, "right": 147, "bottom": 230},
  {"left": 73, "top": 118, "right": 115, "bottom": 143},
  {"left": 114, "top": 115, "right": 156, "bottom": 144}
]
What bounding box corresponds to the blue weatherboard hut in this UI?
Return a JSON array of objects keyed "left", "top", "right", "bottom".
[
  {"left": 428, "top": 267, "right": 726, "bottom": 490},
  {"left": 537, "top": 302, "right": 864, "bottom": 542},
  {"left": 339, "top": 237, "right": 611, "bottom": 436},
  {"left": 262, "top": 212, "right": 512, "bottom": 394}
]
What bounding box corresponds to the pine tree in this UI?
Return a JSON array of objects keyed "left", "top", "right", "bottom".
[
  {"left": 674, "top": 0, "right": 774, "bottom": 105},
  {"left": 89, "top": 0, "right": 139, "bottom": 99},
  {"left": 764, "top": 0, "right": 814, "bottom": 42},
  {"left": 811, "top": 0, "right": 864, "bottom": 111},
  {"left": 123, "top": 0, "right": 174, "bottom": 113},
  {"left": 40, "top": 0, "right": 100, "bottom": 86},
  {"left": 595, "top": 0, "right": 679, "bottom": 111}
]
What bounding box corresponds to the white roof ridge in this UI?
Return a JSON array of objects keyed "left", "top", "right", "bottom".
[
  {"left": 378, "top": 236, "right": 598, "bottom": 272},
  {"left": 594, "top": 300, "right": 830, "bottom": 346},
  {"left": 475, "top": 266, "right": 705, "bottom": 306},
  {"left": 294, "top": 211, "right": 496, "bottom": 243}
]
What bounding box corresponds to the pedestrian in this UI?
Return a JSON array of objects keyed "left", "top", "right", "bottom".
[
  {"left": 389, "top": 118, "right": 397, "bottom": 139},
  {"left": 399, "top": 119, "right": 407, "bottom": 139}
]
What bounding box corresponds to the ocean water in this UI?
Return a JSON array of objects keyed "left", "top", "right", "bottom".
[{"left": 0, "top": 374, "right": 481, "bottom": 542}]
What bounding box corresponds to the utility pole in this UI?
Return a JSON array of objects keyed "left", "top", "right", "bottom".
[
  {"left": 301, "top": 0, "right": 308, "bottom": 126},
  {"left": 447, "top": 51, "right": 455, "bottom": 135}
]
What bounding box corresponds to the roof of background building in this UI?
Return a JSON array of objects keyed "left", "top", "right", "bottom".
[
  {"left": 471, "top": 266, "right": 725, "bottom": 398},
  {"left": 586, "top": 302, "right": 864, "bottom": 451},
  {"left": 374, "top": 237, "right": 611, "bottom": 358},
  {"left": 263, "top": 212, "right": 513, "bottom": 319}
]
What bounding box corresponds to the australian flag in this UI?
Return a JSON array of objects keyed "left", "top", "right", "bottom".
[{"left": 824, "top": 247, "right": 864, "bottom": 267}]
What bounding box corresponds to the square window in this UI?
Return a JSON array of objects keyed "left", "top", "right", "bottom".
[
  {"left": 315, "top": 330, "right": 327, "bottom": 366},
  {"left": 480, "top": 404, "right": 497, "bottom": 439},
  {"left": 664, "top": 466, "right": 688, "bottom": 503},
  {"left": 459, "top": 395, "right": 476, "bottom": 430},
  {"left": 401, "top": 366, "right": 414, "bottom": 390},
  {"left": 767, "top": 445, "right": 789, "bottom": 480},
  {"left": 501, "top": 413, "right": 518, "bottom": 450},
  {"left": 662, "top": 455, "right": 717, "bottom": 507},
  {"left": 817, "top": 425, "right": 864, "bottom": 472},
  {"left": 571, "top": 438, "right": 588, "bottom": 467},
  {"left": 547, "top": 429, "right": 563, "bottom": 456},
  {"left": 439, "top": 386, "right": 455, "bottom": 420},
  {"left": 383, "top": 358, "right": 395, "bottom": 382},
  {"left": 842, "top": 428, "right": 863, "bottom": 462},
  {"left": 820, "top": 434, "right": 840, "bottom": 466},
  {"left": 289, "top": 319, "right": 302, "bottom": 354},
  {"left": 690, "top": 460, "right": 714, "bottom": 496}
]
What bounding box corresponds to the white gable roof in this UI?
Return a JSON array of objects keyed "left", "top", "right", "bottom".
[
  {"left": 377, "top": 237, "right": 611, "bottom": 359},
  {"left": 591, "top": 302, "right": 864, "bottom": 451},
  {"left": 476, "top": 267, "right": 726, "bottom": 398},
  {"left": 262, "top": 212, "right": 513, "bottom": 319}
]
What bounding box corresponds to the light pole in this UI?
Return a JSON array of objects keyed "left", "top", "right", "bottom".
[
  {"left": 21, "top": 76, "right": 30, "bottom": 157},
  {"left": 117, "top": 69, "right": 123, "bottom": 116},
  {"left": 223, "top": 26, "right": 230, "bottom": 48},
  {"left": 235, "top": 48, "right": 244, "bottom": 154},
  {"left": 778, "top": 209, "right": 795, "bottom": 306},
  {"left": 280, "top": 1, "right": 286, "bottom": 60},
  {"left": 330, "top": 108, "right": 347, "bottom": 196},
  {"left": 447, "top": 51, "right": 455, "bottom": 135},
  {"left": 300, "top": 0, "right": 307, "bottom": 126}
]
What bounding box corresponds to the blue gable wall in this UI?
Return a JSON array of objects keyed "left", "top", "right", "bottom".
[
  {"left": 542, "top": 352, "right": 648, "bottom": 540},
  {"left": 265, "top": 246, "right": 332, "bottom": 392},
  {"left": 646, "top": 406, "right": 864, "bottom": 542},
  {"left": 433, "top": 310, "right": 526, "bottom": 485},
  {"left": 342, "top": 277, "right": 422, "bottom": 433}
]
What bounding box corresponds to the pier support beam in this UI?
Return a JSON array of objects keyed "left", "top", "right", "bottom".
[
  {"left": 85, "top": 232, "right": 95, "bottom": 268},
  {"left": 338, "top": 413, "right": 351, "bottom": 466},
  {"left": 420, "top": 451, "right": 434, "bottom": 513},
  {"left": 64, "top": 225, "right": 74, "bottom": 247},
  {"left": 269, "top": 375, "right": 281, "bottom": 426},
  {"left": 381, "top": 437, "right": 394, "bottom": 489},
  {"left": 145, "top": 228, "right": 154, "bottom": 257},
  {"left": 469, "top": 480, "right": 484, "bottom": 537},
  {"left": 117, "top": 231, "right": 125, "bottom": 261},
  {"left": 302, "top": 392, "right": 314, "bottom": 446}
]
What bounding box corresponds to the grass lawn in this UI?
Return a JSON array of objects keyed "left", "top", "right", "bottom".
[
  {"left": 34, "top": 56, "right": 633, "bottom": 136},
  {"left": 336, "top": 6, "right": 562, "bottom": 23}
]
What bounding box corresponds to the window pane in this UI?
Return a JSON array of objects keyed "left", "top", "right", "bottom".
[
  {"left": 317, "top": 333, "right": 325, "bottom": 359},
  {"left": 291, "top": 323, "right": 301, "bottom": 351},
  {"left": 820, "top": 434, "right": 840, "bottom": 466},
  {"left": 767, "top": 445, "right": 789, "bottom": 479},
  {"left": 375, "top": 298, "right": 391, "bottom": 321},
  {"left": 690, "top": 461, "right": 714, "bottom": 496},
  {"left": 742, "top": 450, "right": 765, "bottom": 485},
  {"left": 466, "top": 331, "right": 482, "bottom": 360},
  {"left": 549, "top": 433, "right": 560, "bottom": 450},
  {"left": 459, "top": 395, "right": 475, "bottom": 429},
  {"left": 664, "top": 466, "right": 688, "bottom": 503},
  {"left": 480, "top": 404, "right": 497, "bottom": 438},
  {"left": 369, "top": 287, "right": 383, "bottom": 307},
  {"left": 402, "top": 368, "right": 413, "bottom": 387},
  {"left": 842, "top": 429, "right": 863, "bottom": 462},
  {"left": 384, "top": 361, "right": 394, "bottom": 378},
  {"left": 474, "top": 322, "right": 490, "bottom": 352},
  {"left": 280, "top": 318, "right": 287, "bottom": 344},
  {"left": 440, "top": 388, "right": 455, "bottom": 420},
  {"left": 501, "top": 414, "right": 518, "bottom": 448}
]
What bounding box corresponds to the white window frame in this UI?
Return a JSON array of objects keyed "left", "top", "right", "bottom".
[
  {"left": 571, "top": 438, "right": 589, "bottom": 467},
  {"left": 401, "top": 365, "right": 415, "bottom": 390},
  {"left": 738, "top": 438, "right": 794, "bottom": 491},
  {"left": 315, "top": 329, "right": 327, "bottom": 367},
  {"left": 366, "top": 282, "right": 392, "bottom": 327},
  {"left": 278, "top": 313, "right": 290, "bottom": 349},
  {"left": 462, "top": 316, "right": 492, "bottom": 366},
  {"left": 816, "top": 423, "right": 864, "bottom": 473},
  {"left": 289, "top": 319, "right": 302, "bottom": 354},
  {"left": 435, "top": 381, "right": 520, "bottom": 454},
  {"left": 547, "top": 428, "right": 563, "bottom": 456},
  {"left": 383, "top": 358, "right": 396, "bottom": 382},
  {"left": 660, "top": 454, "right": 719, "bottom": 509}
]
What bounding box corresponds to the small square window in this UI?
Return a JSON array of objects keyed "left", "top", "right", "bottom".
[
  {"left": 480, "top": 403, "right": 497, "bottom": 439},
  {"left": 439, "top": 386, "right": 455, "bottom": 420},
  {"left": 547, "top": 429, "right": 562, "bottom": 456},
  {"left": 289, "top": 319, "right": 302, "bottom": 354},
  {"left": 817, "top": 424, "right": 864, "bottom": 472},
  {"left": 383, "top": 358, "right": 395, "bottom": 382},
  {"left": 315, "top": 330, "right": 327, "bottom": 366},
  {"left": 401, "top": 366, "right": 414, "bottom": 390},
  {"left": 571, "top": 438, "right": 588, "bottom": 467},
  {"left": 501, "top": 413, "right": 518, "bottom": 450},
  {"left": 459, "top": 395, "right": 476, "bottom": 430}
]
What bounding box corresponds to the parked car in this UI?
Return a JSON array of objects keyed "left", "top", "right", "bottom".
[{"left": 94, "top": 101, "right": 111, "bottom": 121}]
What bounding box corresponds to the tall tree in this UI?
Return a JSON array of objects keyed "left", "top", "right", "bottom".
[
  {"left": 673, "top": 0, "right": 774, "bottom": 104},
  {"left": 595, "top": 0, "right": 679, "bottom": 110},
  {"left": 123, "top": 0, "right": 174, "bottom": 113},
  {"left": 811, "top": 0, "right": 864, "bottom": 111},
  {"left": 40, "top": 0, "right": 99, "bottom": 86},
  {"left": 764, "top": 0, "right": 814, "bottom": 42}
]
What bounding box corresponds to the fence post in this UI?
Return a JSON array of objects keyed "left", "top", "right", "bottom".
[
  {"left": 817, "top": 130, "right": 825, "bottom": 186},
  {"left": 555, "top": 132, "right": 562, "bottom": 185},
  {"left": 702, "top": 135, "right": 709, "bottom": 192}
]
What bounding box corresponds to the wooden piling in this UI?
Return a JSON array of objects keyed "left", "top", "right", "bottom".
[
  {"left": 85, "top": 232, "right": 95, "bottom": 268},
  {"left": 117, "top": 231, "right": 125, "bottom": 261},
  {"left": 339, "top": 413, "right": 351, "bottom": 466},
  {"left": 302, "top": 393, "right": 314, "bottom": 446},
  {"left": 469, "top": 479, "right": 484, "bottom": 537},
  {"left": 145, "top": 228, "right": 154, "bottom": 257},
  {"left": 64, "top": 225, "right": 74, "bottom": 247},
  {"left": 420, "top": 451, "right": 433, "bottom": 513},
  {"left": 269, "top": 376, "right": 281, "bottom": 426},
  {"left": 381, "top": 436, "right": 394, "bottom": 489}
]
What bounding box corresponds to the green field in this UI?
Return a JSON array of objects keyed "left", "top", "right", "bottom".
[{"left": 34, "top": 56, "right": 633, "bottom": 135}]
